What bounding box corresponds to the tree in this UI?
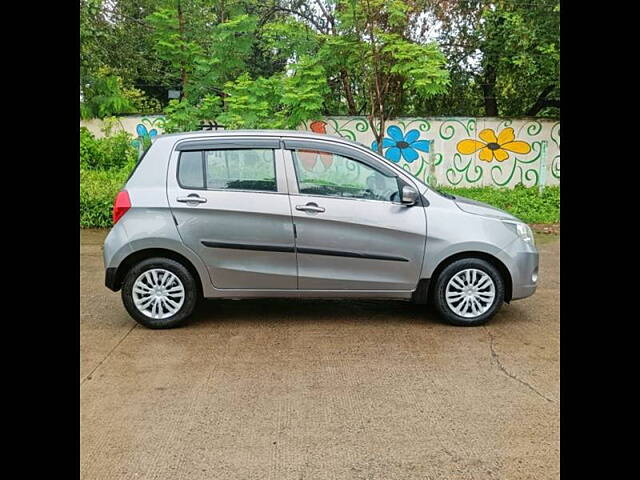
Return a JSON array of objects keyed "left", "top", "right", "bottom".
[
  {"left": 80, "top": 0, "right": 170, "bottom": 115},
  {"left": 430, "top": 0, "right": 559, "bottom": 117},
  {"left": 217, "top": 55, "right": 328, "bottom": 129},
  {"left": 314, "top": 0, "right": 450, "bottom": 151},
  {"left": 81, "top": 0, "right": 558, "bottom": 124}
]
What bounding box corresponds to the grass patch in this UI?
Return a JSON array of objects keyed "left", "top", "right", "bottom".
[{"left": 439, "top": 185, "right": 560, "bottom": 224}]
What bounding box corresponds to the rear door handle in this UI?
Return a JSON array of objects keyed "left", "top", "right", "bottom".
[
  {"left": 177, "top": 194, "right": 207, "bottom": 204},
  {"left": 296, "top": 203, "right": 325, "bottom": 213}
]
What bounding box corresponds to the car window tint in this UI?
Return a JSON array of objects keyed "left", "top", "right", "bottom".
[
  {"left": 292, "top": 149, "right": 400, "bottom": 202},
  {"left": 178, "top": 151, "right": 204, "bottom": 188},
  {"left": 205, "top": 149, "right": 276, "bottom": 192}
]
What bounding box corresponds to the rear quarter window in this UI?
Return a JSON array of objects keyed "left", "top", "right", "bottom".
[{"left": 177, "top": 151, "right": 205, "bottom": 189}]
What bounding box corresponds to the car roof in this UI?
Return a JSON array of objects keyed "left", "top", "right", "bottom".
[{"left": 157, "top": 129, "right": 370, "bottom": 149}]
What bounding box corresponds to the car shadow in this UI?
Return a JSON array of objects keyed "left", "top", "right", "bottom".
[{"left": 187, "top": 298, "right": 444, "bottom": 328}]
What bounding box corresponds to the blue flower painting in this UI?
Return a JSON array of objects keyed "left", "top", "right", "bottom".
[
  {"left": 131, "top": 123, "right": 158, "bottom": 149},
  {"left": 371, "top": 125, "right": 431, "bottom": 163}
]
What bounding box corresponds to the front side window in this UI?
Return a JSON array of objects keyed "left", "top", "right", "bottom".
[
  {"left": 177, "top": 149, "right": 277, "bottom": 192},
  {"left": 291, "top": 149, "right": 400, "bottom": 202}
]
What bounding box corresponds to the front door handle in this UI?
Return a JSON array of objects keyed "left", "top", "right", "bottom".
[
  {"left": 296, "top": 203, "right": 325, "bottom": 213},
  {"left": 177, "top": 194, "right": 207, "bottom": 204}
]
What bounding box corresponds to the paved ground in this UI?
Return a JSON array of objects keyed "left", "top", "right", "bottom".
[{"left": 81, "top": 229, "right": 559, "bottom": 480}]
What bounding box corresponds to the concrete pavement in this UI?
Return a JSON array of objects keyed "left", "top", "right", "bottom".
[{"left": 81, "top": 229, "right": 559, "bottom": 480}]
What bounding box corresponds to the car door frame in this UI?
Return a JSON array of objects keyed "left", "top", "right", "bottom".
[
  {"left": 281, "top": 137, "right": 429, "bottom": 293},
  {"left": 166, "top": 135, "right": 299, "bottom": 291}
]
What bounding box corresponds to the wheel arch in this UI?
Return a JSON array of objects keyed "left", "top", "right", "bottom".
[
  {"left": 113, "top": 248, "right": 204, "bottom": 298},
  {"left": 425, "top": 251, "right": 513, "bottom": 304}
]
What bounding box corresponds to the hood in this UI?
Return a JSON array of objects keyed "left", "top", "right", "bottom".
[{"left": 454, "top": 194, "right": 519, "bottom": 221}]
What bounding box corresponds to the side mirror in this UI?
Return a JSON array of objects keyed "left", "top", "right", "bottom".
[{"left": 401, "top": 185, "right": 419, "bottom": 205}]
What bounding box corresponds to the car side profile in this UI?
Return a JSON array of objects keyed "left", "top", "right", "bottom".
[{"left": 103, "top": 130, "right": 538, "bottom": 329}]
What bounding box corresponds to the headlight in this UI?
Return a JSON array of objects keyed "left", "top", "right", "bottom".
[{"left": 503, "top": 220, "right": 535, "bottom": 246}]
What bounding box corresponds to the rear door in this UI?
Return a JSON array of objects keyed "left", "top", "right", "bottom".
[
  {"left": 167, "top": 137, "right": 297, "bottom": 289},
  {"left": 283, "top": 139, "right": 427, "bottom": 291}
]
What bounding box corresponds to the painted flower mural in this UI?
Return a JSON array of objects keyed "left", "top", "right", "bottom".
[
  {"left": 297, "top": 149, "right": 334, "bottom": 171},
  {"left": 309, "top": 120, "right": 328, "bottom": 134},
  {"left": 371, "top": 126, "right": 431, "bottom": 163},
  {"left": 456, "top": 127, "right": 531, "bottom": 162},
  {"left": 131, "top": 123, "right": 158, "bottom": 150}
]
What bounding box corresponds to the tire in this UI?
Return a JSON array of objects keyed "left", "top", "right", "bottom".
[
  {"left": 432, "top": 258, "right": 505, "bottom": 326},
  {"left": 121, "top": 257, "right": 199, "bottom": 329}
]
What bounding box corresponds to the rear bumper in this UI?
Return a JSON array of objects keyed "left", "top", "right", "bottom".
[{"left": 105, "top": 267, "right": 119, "bottom": 291}]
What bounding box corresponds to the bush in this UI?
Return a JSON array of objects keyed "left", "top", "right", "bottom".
[
  {"left": 439, "top": 184, "right": 560, "bottom": 224},
  {"left": 80, "top": 127, "right": 138, "bottom": 227},
  {"left": 80, "top": 166, "right": 134, "bottom": 228},
  {"left": 80, "top": 127, "right": 137, "bottom": 170}
]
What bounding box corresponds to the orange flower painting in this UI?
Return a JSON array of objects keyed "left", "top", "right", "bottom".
[{"left": 457, "top": 127, "right": 531, "bottom": 162}]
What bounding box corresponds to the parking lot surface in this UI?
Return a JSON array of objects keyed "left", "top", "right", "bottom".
[{"left": 81, "top": 229, "right": 559, "bottom": 480}]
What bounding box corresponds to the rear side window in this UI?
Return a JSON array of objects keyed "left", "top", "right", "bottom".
[
  {"left": 206, "top": 149, "right": 276, "bottom": 191},
  {"left": 177, "top": 149, "right": 276, "bottom": 192}
]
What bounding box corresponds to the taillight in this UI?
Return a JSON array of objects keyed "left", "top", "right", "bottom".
[{"left": 112, "top": 190, "right": 131, "bottom": 224}]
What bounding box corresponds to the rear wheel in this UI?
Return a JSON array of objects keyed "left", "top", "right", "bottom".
[
  {"left": 121, "top": 257, "right": 198, "bottom": 329},
  {"left": 432, "top": 258, "right": 504, "bottom": 326}
]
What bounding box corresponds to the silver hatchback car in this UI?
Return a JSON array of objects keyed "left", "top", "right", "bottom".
[{"left": 103, "top": 130, "right": 538, "bottom": 329}]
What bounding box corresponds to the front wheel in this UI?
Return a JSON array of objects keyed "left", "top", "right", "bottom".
[
  {"left": 432, "top": 258, "right": 505, "bottom": 326},
  {"left": 121, "top": 257, "right": 198, "bottom": 329}
]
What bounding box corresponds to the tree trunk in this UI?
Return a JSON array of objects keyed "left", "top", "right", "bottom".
[
  {"left": 482, "top": 64, "right": 498, "bottom": 116},
  {"left": 177, "top": 1, "right": 188, "bottom": 98},
  {"left": 370, "top": 117, "right": 385, "bottom": 154},
  {"left": 340, "top": 70, "right": 357, "bottom": 115}
]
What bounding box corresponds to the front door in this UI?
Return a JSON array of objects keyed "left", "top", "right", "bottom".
[
  {"left": 285, "top": 145, "right": 427, "bottom": 291},
  {"left": 167, "top": 139, "right": 297, "bottom": 289}
]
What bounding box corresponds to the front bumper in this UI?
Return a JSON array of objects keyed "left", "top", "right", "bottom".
[{"left": 497, "top": 239, "right": 539, "bottom": 301}]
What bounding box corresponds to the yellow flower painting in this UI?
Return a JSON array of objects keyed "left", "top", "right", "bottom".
[{"left": 457, "top": 127, "right": 531, "bottom": 162}]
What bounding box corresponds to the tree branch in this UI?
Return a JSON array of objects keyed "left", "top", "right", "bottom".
[{"left": 526, "top": 84, "right": 558, "bottom": 116}]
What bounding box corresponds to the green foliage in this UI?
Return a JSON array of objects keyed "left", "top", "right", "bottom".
[
  {"left": 261, "top": 18, "right": 319, "bottom": 63},
  {"left": 81, "top": 69, "right": 133, "bottom": 119},
  {"left": 147, "top": 8, "right": 258, "bottom": 101},
  {"left": 81, "top": 0, "right": 559, "bottom": 125},
  {"left": 281, "top": 56, "right": 329, "bottom": 127},
  {"left": 428, "top": 0, "right": 560, "bottom": 117},
  {"left": 122, "top": 86, "right": 163, "bottom": 114},
  {"left": 318, "top": 0, "right": 449, "bottom": 143},
  {"left": 80, "top": 166, "right": 134, "bottom": 228},
  {"left": 485, "top": 1, "right": 560, "bottom": 116},
  {"left": 80, "top": 127, "right": 137, "bottom": 170},
  {"left": 439, "top": 185, "right": 560, "bottom": 224},
  {"left": 380, "top": 34, "right": 450, "bottom": 97},
  {"left": 218, "top": 56, "right": 328, "bottom": 130},
  {"left": 218, "top": 73, "right": 287, "bottom": 129},
  {"left": 162, "top": 94, "right": 223, "bottom": 133},
  {"left": 147, "top": 7, "right": 206, "bottom": 93},
  {"left": 208, "top": 14, "right": 258, "bottom": 81},
  {"left": 80, "top": 125, "right": 137, "bottom": 227}
]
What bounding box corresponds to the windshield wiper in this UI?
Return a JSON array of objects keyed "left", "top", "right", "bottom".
[{"left": 432, "top": 188, "right": 456, "bottom": 200}]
